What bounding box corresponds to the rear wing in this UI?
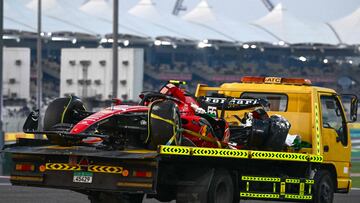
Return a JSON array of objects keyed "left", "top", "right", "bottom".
[
  {"left": 197, "top": 96, "right": 269, "bottom": 111},
  {"left": 195, "top": 84, "right": 269, "bottom": 117},
  {"left": 195, "top": 84, "right": 227, "bottom": 97}
]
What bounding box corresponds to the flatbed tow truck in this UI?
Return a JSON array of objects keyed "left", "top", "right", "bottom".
[{"left": 3, "top": 76, "right": 358, "bottom": 203}]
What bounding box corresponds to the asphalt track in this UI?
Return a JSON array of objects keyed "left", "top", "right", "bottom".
[{"left": 0, "top": 177, "right": 359, "bottom": 203}]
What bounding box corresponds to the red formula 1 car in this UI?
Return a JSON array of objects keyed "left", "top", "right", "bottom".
[{"left": 23, "top": 81, "right": 290, "bottom": 151}]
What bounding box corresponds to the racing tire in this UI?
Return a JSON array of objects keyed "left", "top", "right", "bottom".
[
  {"left": 43, "top": 98, "right": 71, "bottom": 131},
  {"left": 147, "top": 100, "right": 182, "bottom": 150},
  {"left": 311, "top": 170, "right": 334, "bottom": 203},
  {"left": 208, "top": 169, "right": 234, "bottom": 203},
  {"left": 44, "top": 96, "right": 85, "bottom": 144}
]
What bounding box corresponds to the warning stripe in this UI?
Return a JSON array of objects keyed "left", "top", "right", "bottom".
[
  {"left": 242, "top": 176, "right": 314, "bottom": 185},
  {"left": 309, "top": 155, "right": 323, "bottom": 163},
  {"left": 192, "top": 148, "right": 248, "bottom": 158},
  {"left": 158, "top": 145, "right": 323, "bottom": 162},
  {"left": 314, "top": 103, "right": 321, "bottom": 155},
  {"left": 250, "top": 151, "right": 308, "bottom": 162},
  {"left": 240, "top": 175, "right": 314, "bottom": 201},
  {"left": 240, "top": 192, "right": 280, "bottom": 199},
  {"left": 242, "top": 176, "right": 280, "bottom": 182},
  {"left": 285, "top": 194, "right": 312, "bottom": 200},
  {"left": 46, "top": 163, "right": 81, "bottom": 171},
  {"left": 159, "top": 145, "right": 191, "bottom": 155},
  {"left": 286, "top": 179, "right": 300, "bottom": 184},
  {"left": 45, "top": 163, "right": 124, "bottom": 174},
  {"left": 88, "top": 165, "right": 123, "bottom": 174}
]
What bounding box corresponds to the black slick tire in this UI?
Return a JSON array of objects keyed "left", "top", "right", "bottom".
[
  {"left": 43, "top": 98, "right": 71, "bottom": 131},
  {"left": 147, "top": 100, "right": 181, "bottom": 149},
  {"left": 44, "top": 97, "right": 85, "bottom": 144}
]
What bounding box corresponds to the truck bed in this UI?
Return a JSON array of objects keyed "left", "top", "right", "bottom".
[
  {"left": 3, "top": 144, "right": 323, "bottom": 201},
  {"left": 5, "top": 145, "right": 158, "bottom": 159},
  {"left": 5, "top": 144, "right": 323, "bottom": 163}
]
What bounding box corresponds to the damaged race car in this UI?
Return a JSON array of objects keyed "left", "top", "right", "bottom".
[{"left": 23, "top": 81, "right": 291, "bottom": 151}]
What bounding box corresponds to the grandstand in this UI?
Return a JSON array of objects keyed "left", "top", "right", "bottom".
[{"left": 2, "top": 0, "right": 360, "bottom": 131}]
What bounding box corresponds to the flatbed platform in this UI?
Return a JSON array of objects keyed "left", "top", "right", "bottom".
[{"left": 4, "top": 145, "right": 323, "bottom": 163}]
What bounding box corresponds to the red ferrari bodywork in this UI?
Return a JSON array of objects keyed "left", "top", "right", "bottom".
[
  {"left": 69, "top": 83, "right": 229, "bottom": 148},
  {"left": 70, "top": 105, "right": 149, "bottom": 134}
]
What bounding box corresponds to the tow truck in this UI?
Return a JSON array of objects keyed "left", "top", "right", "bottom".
[{"left": 3, "top": 76, "right": 358, "bottom": 203}]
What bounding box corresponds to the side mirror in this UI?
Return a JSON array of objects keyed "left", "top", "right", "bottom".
[
  {"left": 350, "top": 95, "right": 358, "bottom": 122},
  {"left": 341, "top": 94, "right": 358, "bottom": 122}
]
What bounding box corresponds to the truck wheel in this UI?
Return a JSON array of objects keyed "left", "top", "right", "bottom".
[
  {"left": 312, "top": 170, "right": 334, "bottom": 203},
  {"left": 147, "top": 100, "right": 181, "bottom": 149},
  {"left": 208, "top": 169, "right": 234, "bottom": 203}
]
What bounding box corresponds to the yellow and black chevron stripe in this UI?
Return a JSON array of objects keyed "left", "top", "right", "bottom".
[
  {"left": 158, "top": 145, "right": 323, "bottom": 163},
  {"left": 251, "top": 151, "right": 308, "bottom": 162},
  {"left": 240, "top": 192, "right": 280, "bottom": 199},
  {"left": 192, "top": 148, "right": 248, "bottom": 158},
  {"left": 240, "top": 192, "right": 312, "bottom": 200},
  {"left": 46, "top": 163, "right": 81, "bottom": 171},
  {"left": 309, "top": 155, "right": 323, "bottom": 162},
  {"left": 88, "top": 165, "right": 123, "bottom": 174},
  {"left": 314, "top": 103, "right": 322, "bottom": 155},
  {"left": 240, "top": 175, "right": 314, "bottom": 201},
  {"left": 285, "top": 194, "right": 312, "bottom": 200},
  {"left": 45, "top": 163, "right": 125, "bottom": 175},
  {"left": 159, "top": 145, "right": 191, "bottom": 155},
  {"left": 242, "top": 176, "right": 281, "bottom": 182},
  {"left": 305, "top": 179, "right": 315, "bottom": 184}
]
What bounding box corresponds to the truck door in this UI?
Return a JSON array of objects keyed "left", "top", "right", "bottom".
[{"left": 319, "top": 94, "right": 351, "bottom": 179}]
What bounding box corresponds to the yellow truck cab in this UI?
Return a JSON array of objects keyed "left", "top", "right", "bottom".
[{"left": 195, "top": 76, "right": 358, "bottom": 199}]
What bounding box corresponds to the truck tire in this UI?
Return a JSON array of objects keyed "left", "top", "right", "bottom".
[
  {"left": 147, "top": 100, "right": 182, "bottom": 149},
  {"left": 208, "top": 169, "right": 234, "bottom": 203},
  {"left": 312, "top": 170, "right": 334, "bottom": 203}
]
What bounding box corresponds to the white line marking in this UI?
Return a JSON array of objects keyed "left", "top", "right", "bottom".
[
  {"left": 0, "top": 183, "right": 11, "bottom": 186},
  {"left": 0, "top": 176, "right": 10, "bottom": 179},
  {"left": 351, "top": 188, "right": 360, "bottom": 190}
]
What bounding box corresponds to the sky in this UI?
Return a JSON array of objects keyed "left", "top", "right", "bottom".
[
  {"left": 116, "top": 0, "right": 360, "bottom": 22},
  {"left": 6, "top": 0, "right": 360, "bottom": 23},
  {"left": 5, "top": 0, "right": 360, "bottom": 43}
]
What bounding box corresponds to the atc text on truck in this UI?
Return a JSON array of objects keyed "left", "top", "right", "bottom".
[{"left": 3, "top": 77, "right": 358, "bottom": 203}]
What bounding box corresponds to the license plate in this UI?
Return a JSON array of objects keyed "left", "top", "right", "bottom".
[{"left": 73, "top": 171, "right": 93, "bottom": 183}]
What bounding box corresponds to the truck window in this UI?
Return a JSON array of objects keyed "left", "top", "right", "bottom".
[
  {"left": 320, "top": 95, "right": 348, "bottom": 146},
  {"left": 240, "top": 92, "right": 287, "bottom": 111}
]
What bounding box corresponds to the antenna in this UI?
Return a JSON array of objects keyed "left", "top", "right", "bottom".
[
  {"left": 172, "top": 0, "right": 187, "bottom": 16},
  {"left": 261, "top": 0, "right": 274, "bottom": 11}
]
